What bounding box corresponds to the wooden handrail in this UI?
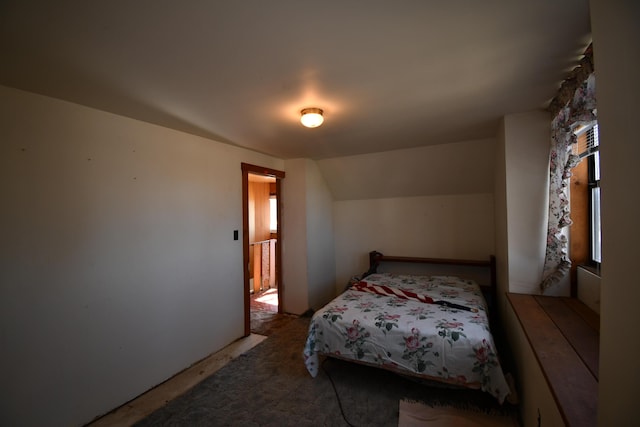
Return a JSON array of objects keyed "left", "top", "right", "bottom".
[{"left": 250, "top": 239, "right": 275, "bottom": 245}]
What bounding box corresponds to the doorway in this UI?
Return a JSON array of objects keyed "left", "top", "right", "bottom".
[{"left": 241, "top": 163, "right": 285, "bottom": 336}]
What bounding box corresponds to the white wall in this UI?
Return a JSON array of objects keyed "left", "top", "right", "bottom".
[
  {"left": 333, "top": 194, "right": 495, "bottom": 289},
  {"left": 0, "top": 86, "right": 283, "bottom": 427},
  {"left": 496, "top": 110, "right": 564, "bottom": 426},
  {"left": 305, "top": 160, "right": 336, "bottom": 310},
  {"left": 590, "top": 1, "right": 640, "bottom": 424},
  {"left": 281, "top": 159, "right": 336, "bottom": 314},
  {"left": 281, "top": 159, "right": 309, "bottom": 315},
  {"left": 502, "top": 111, "right": 558, "bottom": 295},
  {"left": 577, "top": 267, "right": 600, "bottom": 314},
  {"left": 494, "top": 119, "right": 510, "bottom": 303},
  {"left": 321, "top": 139, "right": 497, "bottom": 291}
]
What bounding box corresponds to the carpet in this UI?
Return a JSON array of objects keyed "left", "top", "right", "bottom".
[
  {"left": 250, "top": 288, "right": 297, "bottom": 336},
  {"left": 399, "top": 400, "right": 519, "bottom": 427},
  {"left": 250, "top": 310, "right": 298, "bottom": 336},
  {"left": 135, "top": 315, "right": 518, "bottom": 427}
]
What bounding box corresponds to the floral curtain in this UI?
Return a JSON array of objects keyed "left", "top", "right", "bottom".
[{"left": 540, "top": 48, "right": 596, "bottom": 293}]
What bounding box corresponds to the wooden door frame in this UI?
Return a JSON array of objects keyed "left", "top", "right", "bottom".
[{"left": 241, "top": 163, "right": 285, "bottom": 337}]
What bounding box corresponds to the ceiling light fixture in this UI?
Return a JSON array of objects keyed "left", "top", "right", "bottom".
[{"left": 300, "top": 108, "right": 324, "bottom": 128}]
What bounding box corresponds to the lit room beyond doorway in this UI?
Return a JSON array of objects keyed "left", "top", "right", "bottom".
[{"left": 247, "top": 172, "right": 279, "bottom": 333}]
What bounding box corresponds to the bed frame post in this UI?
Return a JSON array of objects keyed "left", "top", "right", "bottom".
[
  {"left": 369, "top": 251, "right": 382, "bottom": 271},
  {"left": 489, "top": 255, "right": 497, "bottom": 287},
  {"left": 366, "top": 251, "right": 383, "bottom": 277}
]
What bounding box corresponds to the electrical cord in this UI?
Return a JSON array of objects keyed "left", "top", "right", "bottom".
[{"left": 321, "top": 359, "right": 357, "bottom": 427}]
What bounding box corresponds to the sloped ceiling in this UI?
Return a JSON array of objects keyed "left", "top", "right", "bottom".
[
  {"left": 318, "top": 138, "right": 497, "bottom": 200},
  {"left": 0, "top": 1, "right": 590, "bottom": 160}
]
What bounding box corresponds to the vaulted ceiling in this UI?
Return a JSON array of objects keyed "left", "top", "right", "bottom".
[{"left": 0, "top": 1, "right": 591, "bottom": 160}]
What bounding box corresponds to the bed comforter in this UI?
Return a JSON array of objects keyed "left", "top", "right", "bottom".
[{"left": 302, "top": 273, "right": 511, "bottom": 403}]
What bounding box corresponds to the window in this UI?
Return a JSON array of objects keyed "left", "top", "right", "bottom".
[
  {"left": 587, "top": 125, "right": 601, "bottom": 263},
  {"left": 573, "top": 123, "right": 601, "bottom": 267},
  {"left": 269, "top": 196, "right": 277, "bottom": 232}
]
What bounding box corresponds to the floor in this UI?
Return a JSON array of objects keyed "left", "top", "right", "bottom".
[
  {"left": 87, "top": 288, "right": 279, "bottom": 426},
  {"left": 88, "top": 334, "right": 266, "bottom": 426},
  {"left": 250, "top": 287, "right": 278, "bottom": 313}
]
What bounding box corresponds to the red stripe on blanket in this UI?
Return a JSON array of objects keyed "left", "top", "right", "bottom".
[
  {"left": 352, "top": 281, "right": 478, "bottom": 312},
  {"left": 352, "top": 282, "right": 435, "bottom": 304}
]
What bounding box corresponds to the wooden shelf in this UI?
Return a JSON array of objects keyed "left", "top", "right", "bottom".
[{"left": 508, "top": 294, "right": 599, "bottom": 427}]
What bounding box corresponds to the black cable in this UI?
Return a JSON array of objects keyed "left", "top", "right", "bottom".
[{"left": 321, "top": 359, "right": 357, "bottom": 427}]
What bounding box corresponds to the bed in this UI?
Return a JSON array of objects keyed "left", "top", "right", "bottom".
[{"left": 303, "top": 251, "right": 511, "bottom": 404}]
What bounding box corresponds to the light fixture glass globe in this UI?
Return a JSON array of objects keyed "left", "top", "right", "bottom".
[{"left": 300, "top": 108, "right": 324, "bottom": 128}]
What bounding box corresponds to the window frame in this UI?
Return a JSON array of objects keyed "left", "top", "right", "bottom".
[
  {"left": 585, "top": 126, "right": 601, "bottom": 267},
  {"left": 572, "top": 123, "right": 601, "bottom": 270}
]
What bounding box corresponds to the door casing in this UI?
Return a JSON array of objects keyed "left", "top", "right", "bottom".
[{"left": 241, "top": 163, "right": 285, "bottom": 336}]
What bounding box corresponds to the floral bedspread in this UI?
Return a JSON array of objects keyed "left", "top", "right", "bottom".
[{"left": 302, "top": 273, "right": 511, "bottom": 403}]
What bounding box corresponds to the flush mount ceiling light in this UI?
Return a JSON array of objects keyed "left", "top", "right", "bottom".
[{"left": 300, "top": 108, "right": 324, "bottom": 128}]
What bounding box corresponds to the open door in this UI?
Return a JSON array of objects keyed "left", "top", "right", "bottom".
[{"left": 241, "top": 163, "right": 285, "bottom": 337}]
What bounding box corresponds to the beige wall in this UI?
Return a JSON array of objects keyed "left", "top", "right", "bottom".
[
  {"left": 0, "top": 85, "right": 283, "bottom": 427},
  {"left": 305, "top": 160, "right": 337, "bottom": 310},
  {"left": 333, "top": 193, "right": 495, "bottom": 290},
  {"left": 502, "top": 111, "right": 560, "bottom": 296},
  {"left": 4, "top": 5, "right": 636, "bottom": 424},
  {"left": 281, "top": 159, "right": 310, "bottom": 314},
  {"left": 318, "top": 138, "right": 496, "bottom": 201},
  {"left": 495, "top": 111, "right": 565, "bottom": 426},
  {"left": 577, "top": 267, "right": 601, "bottom": 314},
  {"left": 591, "top": 0, "right": 640, "bottom": 424},
  {"left": 494, "top": 117, "right": 510, "bottom": 305},
  {"left": 281, "top": 159, "right": 335, "bottom": 314},
  {"left": 494, "top": 2, "right": 640, "bottom": 423},
  {"left": 321, "top": 139, "right": 498, "bottom": 291}
]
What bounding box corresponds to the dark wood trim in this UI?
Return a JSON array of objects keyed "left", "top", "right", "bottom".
[
  {"left": 489, "top": 255, "right": 496, "bottom": 297},
  {"left": 241, "top": 163, "right": 285, "bottom": 336},
  {"left": 369, "top": 251, "right": 494, "bottom": 268},
  {"left": 534, "top": 296, "right": 599, "bottom": 380},
  {"left": 367, "top": 251, "right": 497, "bottom": 297},
  {"left": 275, "top": 177, "right": 283, "bottom": 314},
  {"left": 563, "top": 296, "right": 600, "bottom": 332},
  {"left": 241, "top": 162, "right": 285, "bottom": 179},
  {"left": 241, "top": 167, "right": 250, "bottom": 337}
]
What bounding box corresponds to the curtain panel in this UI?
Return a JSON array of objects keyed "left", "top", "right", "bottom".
[{"left": 540, "top": 70, "right": 596, "bottom": 293}]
